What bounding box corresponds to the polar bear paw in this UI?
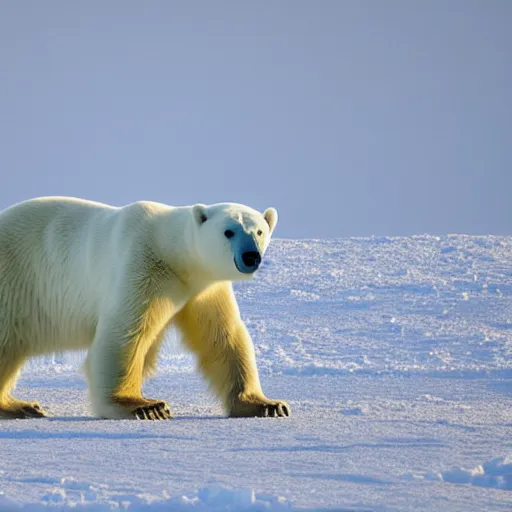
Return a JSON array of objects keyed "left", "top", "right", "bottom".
[
  {"left": 133, "top": 400, "right": 173, "bottom": 421},
  {"left": 109, "top": 396, "right": 173, "bottom": 420},
  {"left": 0, "top": 400, "right": 50, "bottom": 419},
  {"left": 229, "top": 397, "right": 291, "bottom": 418}
]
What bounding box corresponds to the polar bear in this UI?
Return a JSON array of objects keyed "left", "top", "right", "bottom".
[{"left": 0, "top": 197, "right": 290, "bottom": 420}]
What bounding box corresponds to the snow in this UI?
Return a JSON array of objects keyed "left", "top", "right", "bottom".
[{"left": 1, "top": 235, "right": 511, "bottom": 511}]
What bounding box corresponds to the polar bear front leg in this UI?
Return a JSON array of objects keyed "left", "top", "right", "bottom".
[
  {"left": 175, "top": 282, "right": 291, "bottom": 418},
  {"left": 85, "top": 299, "right": 174, "bottom": 420}
]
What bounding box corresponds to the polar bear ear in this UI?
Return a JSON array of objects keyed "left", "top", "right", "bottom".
[
  {"left": 193, "top": 204, "right": 208, "bottom": 225},
  {"left": 263, "top": 207, "right": 278, "bottom": 234}
]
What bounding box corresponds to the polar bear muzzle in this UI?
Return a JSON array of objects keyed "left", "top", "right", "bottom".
[
  {"left": 234, "top": 248, "right": 261, "bottom": 274},
  {"left": 227, "top": 228, "right": 262, "bottom": 274}
]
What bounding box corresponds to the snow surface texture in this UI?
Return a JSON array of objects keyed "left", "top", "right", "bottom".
[{"left": 1, "top": 236, "right": 511, "bottom": 511}]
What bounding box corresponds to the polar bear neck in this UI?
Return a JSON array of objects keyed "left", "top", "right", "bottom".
[{"left": 146, "top": 204, "right": 217, "bottom": 298}]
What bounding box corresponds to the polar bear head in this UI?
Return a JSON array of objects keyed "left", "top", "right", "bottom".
[{"left": 191, "top": 202, "right": 278, "bottom": 281}]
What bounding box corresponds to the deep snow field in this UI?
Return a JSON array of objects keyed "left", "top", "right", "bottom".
[{"left": 1, "top": 236, "right": 511, "bottom": 511}]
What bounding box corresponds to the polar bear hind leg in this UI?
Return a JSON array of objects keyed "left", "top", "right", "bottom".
[
  {"left": 175, "top": 282, "right": 291, "bottom": 418},
  {"left": 0, "top": 350, "right": 48, "bottom": 418}
]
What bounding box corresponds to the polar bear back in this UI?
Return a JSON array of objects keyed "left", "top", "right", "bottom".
[{"left": 0, "top": 197, "right": 152, "bottom": 353}]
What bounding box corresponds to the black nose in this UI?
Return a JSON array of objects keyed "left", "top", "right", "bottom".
[{"left": 242, "top": 251, "right": 261, "bottom": 269}]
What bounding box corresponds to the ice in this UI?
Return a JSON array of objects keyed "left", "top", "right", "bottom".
[{"left": 1, "top": 236, "right": 511, "bottom": 511}]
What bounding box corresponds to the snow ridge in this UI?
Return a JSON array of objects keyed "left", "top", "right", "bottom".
[{"left": 1, "top": 483, "right": 292, "bottom": 511}]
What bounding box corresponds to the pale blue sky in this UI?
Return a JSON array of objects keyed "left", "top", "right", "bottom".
[{"left": 1, "top": 1, "right": 510, "bottom": 238}]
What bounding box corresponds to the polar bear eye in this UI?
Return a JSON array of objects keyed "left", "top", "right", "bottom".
[
  {"left": 224, "top": 229, "right": 235, "bottom": 239},
  {"left": 257, "top": 230, "right": 263, "bottom": 236}
]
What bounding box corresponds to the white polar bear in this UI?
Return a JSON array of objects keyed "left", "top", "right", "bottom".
[{"left": 0, "top": 197, "right": 290, "bottom": 420}]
